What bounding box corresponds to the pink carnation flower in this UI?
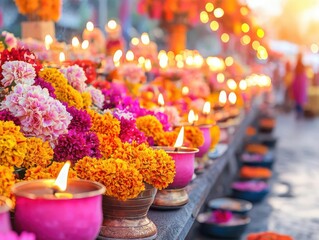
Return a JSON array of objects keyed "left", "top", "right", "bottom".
[
  {"left": 85, "top": 86, "right": 105, "bottom": 109},
  {"left": 1, "top": 31, "right": 17, "bottom": 49},
  {"left": 161, "top": 106, "right": 181, "bottom": 127},
  {"left": 0, "top": 84, "right": 72, "bottom": 143},
  {"left": 60, "top": 65, "right": 87, "bottom": 92},
  {"left": 1, "top": 61, "right": 36, "bottom": 87}
]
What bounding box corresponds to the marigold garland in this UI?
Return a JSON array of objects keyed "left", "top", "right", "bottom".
[
  {"left": 0, "top": 121, "right": 27, "bottom": 167},
  {"left": 247, "top": 232, "right": 293, "bottom": 240},
  {"left": 74, "top": 157, "right": 145, "bottom": 201},
  {"left": 81, "top": 92, "right": 92, "bottom": 109},
  {"left": 23, "top": 137, "right": 53, "bottom": 169},
  {"left": 240, "top": 166, "right": 272, "bottom": 179},
  {"left": 0, "top": 165, "right": 16, "bottom": 201}
]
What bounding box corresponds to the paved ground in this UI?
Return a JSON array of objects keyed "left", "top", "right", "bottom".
[{"left": 241, "top": 111, "right": 319, "bottom": 239}]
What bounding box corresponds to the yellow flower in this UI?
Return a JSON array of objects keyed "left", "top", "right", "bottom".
[
  {"left": 24, "top": 161, "right": 78, "bottom": 180},
  {"left": 0, "top": 121, "right": 27, "bottom": 168},
  {"left": 136, "top": 115, "right": 165, "bottom": 143},
  {"left": 0, "top": 165, "right": 16, "bottom": 202},
  {"left": 74, "top": 157, "right": 145, "bottom": 201},
  {"left": 23, "top": 137, "right": 53, "bottom": 169},
  {"left": 39, "top": 68, "right": 84, "bottom": 109},
  {"left": 0, "top": 41, "right": 5, "bottom": 52},
  {"left": 81, "top": 92, "right": 92, "bottom": 109},
  {"left": 97, "top": 133, "right": 122, "bottom": 158},
  {"left": 89, "top": 109, "right": 120, "bottom": 136},
  {"left": 111, "top": 142, "right": 175, "bottom": 190},
  {"left": 143, "top": 149, "right": 175, "bottom": 190}
]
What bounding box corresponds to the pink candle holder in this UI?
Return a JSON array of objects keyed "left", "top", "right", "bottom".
[
  {"left": 195, "top": 124, "right": 212, "bottom": 158},
  {"left": 151, "top": 146, "right": 198, "bottom": 209},
  {"left": 12, "top": 179, "right": 105, "bottom": 240},
  {"left": 0, "top": 197, "right": 12, "bottom": 234}
]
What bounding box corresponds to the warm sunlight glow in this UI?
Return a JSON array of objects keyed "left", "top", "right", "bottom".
[
  {"left": 174, "top": 127, "right": 184, "bottom": 148},
  {"left": 54, "top": 161, "right": 71, "bottom": 192}
]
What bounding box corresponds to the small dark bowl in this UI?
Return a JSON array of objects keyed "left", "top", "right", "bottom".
[
  {"left": 232, "top": 188, "right": 269, "bottom": 203},
  {"left": 207, "top": 198, "right": 253, "bottom": 215},
  {"left": 242, "top": 160, "right": 274, "bottom": 169},
  {"left": 257, "top": 134, "right": 278, "bottom": 148},
  {"left": 197, "top": 212, "right": 250, "bottom": 238}
]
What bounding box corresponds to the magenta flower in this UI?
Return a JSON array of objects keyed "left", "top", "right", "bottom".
[
  {"left": 0, "top": 109, "right": 21, "bottom": 125},
  {"left": 1, "top": 61, "right": 36, "bottom": 87},
  {"left": 0, "top": 84, "right": 72, "bottom": 143},
  {"left": 54, "top": 130, "right": 101, "bottom": 163},
  {"left": 60, "top": 64, "right": 87, "bottom": 92},
  {"left": 34, "top": 77, "right": 56, "bottom": 98},
  {"left": 85, "top": 86, "right": 105, "bottom": 109},
  {"left": 0, "top": 231, "right": 35, "bottom": 240},
  {"left": 207, "top": 210, "right": 233, "bottom": 224},
  {"left": 65, "top": 104, "right": 91, "bottom": 132}
]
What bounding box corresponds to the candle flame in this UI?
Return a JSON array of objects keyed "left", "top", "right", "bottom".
[
  {"left": 228, "top": 92, "right": 237, "bottom": 105},
  {"left": 145, "top": 59, "right": 152, "bottom": 72},
  {"left": 86, "top": 21, "right": 94, "bottom": 31},
  {"left": 182, "top": 86, "right": 189, "bottom": 96},
  {"left": 227, "top": 79, "right": 237, "bottom": 90},
  {"left": 158, "top": 93, "right": 165, "bottom": 107},
  {"left": 54, "top": 161, "right": 71, "bottom": 192},
  {"left": 72, "top": 37, "right": 80, "bottom": 48},
  {"left": 239, "top": 79, "right": 247, "bottom": 90},
  {"left": 159, "top": 53, "right": 168, "bottom": 69},
  {"left": 174, "top": 126, "right": 184, "bottom": 148},
  {"left": 81, "top": 40, "right": 89, "bottom": 50},
  {"left": 188, "top": 109, "right": 196, "bottom": 124},
  {"left": 203, "top": 101, "right": 211, "bottom": 115},
  {"left": 113, "top": 50, "right": 123, "bottom": 63},
  {"left": 107, "top": 20, "right": 117, "bottom": 30},
  {"left": 141, "top": 32, "right": 150, "bottom": 45},
  {"left": 44, "top": 34, "right": 53, "bottom": 50},
  {"left": 126, "top": 50, "right": 134, "bottom": 62},
  {"left": 59, "top": 52, "right": 65, "bottom": 63},
  {"left": 131, "top": 37, "right": 139, "bottom": 46},
  {"left": 219, "top": 90, "right": 227, "bottom": 105}
]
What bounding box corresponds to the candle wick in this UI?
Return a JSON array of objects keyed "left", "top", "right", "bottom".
[
  {"left": 52, "top": 186, "right": 60, "bottom": 196},
  {"left": 174, "top": 147, "right": 179, "bottom": 152}
]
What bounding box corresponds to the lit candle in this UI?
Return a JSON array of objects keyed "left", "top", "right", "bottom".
[
  {"left": 202, "top": 101, "right": 211, "bottom": 123},
  {"left": 141, "top": 32, "right": 150, "bottom": 45},
  {"left": 59, "top": 52, "right": 65, "bottom": 63},
  {"left": 228, "top": 92, "right": 237, "bottom": 105},
  {"left": 82, "top": 21, "right": 105, "bottom": 54},
  {"left": 158, "top": 93, "right": 165, "bottom": 112},
  {"left": 219, "top": 90, "right": 227, "bottom": 106},
  {"left": 159, "top": 53, "right": 168, "bottom": 70},
  {"left": 188, "top": 109, "right": 196, "bottom": 126},
  {"left": 113, "top": 49, "right": 123, "bottom": 67},
  {"left": 227, "top": 79, "right": 237, "bottom": 91},
  {"left": 144, "top": 59, "right": 153, "bottom": 82},
  {"left": 44, "top": 34, "right": 53, "bottom": 50},
  {"left": 81, "top": 40, "right": 89, "bottom": 50},
  {"left": 182, "top": 86, "right": 189, "bottom": 96},
  {"left": 174, "top": 126, "right": 184, "bottom": 152},
  {"left": 71, "top": 36, "right": 80, "bottom": 49},
  {"left": 12, "top": 161, "right": 106, "bottom": 240},
  {"left": 125, "top": 50, "right": 134, "bottom": 62}
]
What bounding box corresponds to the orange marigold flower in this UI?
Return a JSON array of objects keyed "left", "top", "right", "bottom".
[
  {"left": 81, "top": 92, "right": 92, "bottom": 109},
  {"left": 0, "top": 121, "right": 27, "bottom": 168},
  {"left": 240, "top": 166, "right": 272, "bottom": 179},
  {"left": 23, "top": 137, "right": 53, "bottom": 169},
  {"left": 155, "top": 131, "right": 178, "bottom": 147},
  {"left": 24, "top": 161, "right": 78, "bottom": 180},
  {"left": 74, "top": 157, "right": 145, "bottom": 201},
  {"left": 0, "top": 165, "right": 16, "bottom": 202},
  {"left": 145, "top": 149, "right": 175, "bottom": 190},
  {"left": 39, "top": 68, "right": 84, "bottom": 109},
  {"left": 88, "top": 109, "right": 120, "bottom": 136},
  {"left": 210, "top": 125, "right": 220, "bottom": 149},
  {"left": 136, "top": 115, "right": 164, "bottom": 140},
  {"left": 97, "top": 133, "right": 122, "bottom": 159}
]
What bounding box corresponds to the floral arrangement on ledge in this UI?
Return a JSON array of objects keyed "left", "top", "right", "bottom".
[
  {"left": 0, "top": 47, "right": 176, "bottom": 202},
  {"left": 14, "top": 0, "right": 62, "bottom": 21}
]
